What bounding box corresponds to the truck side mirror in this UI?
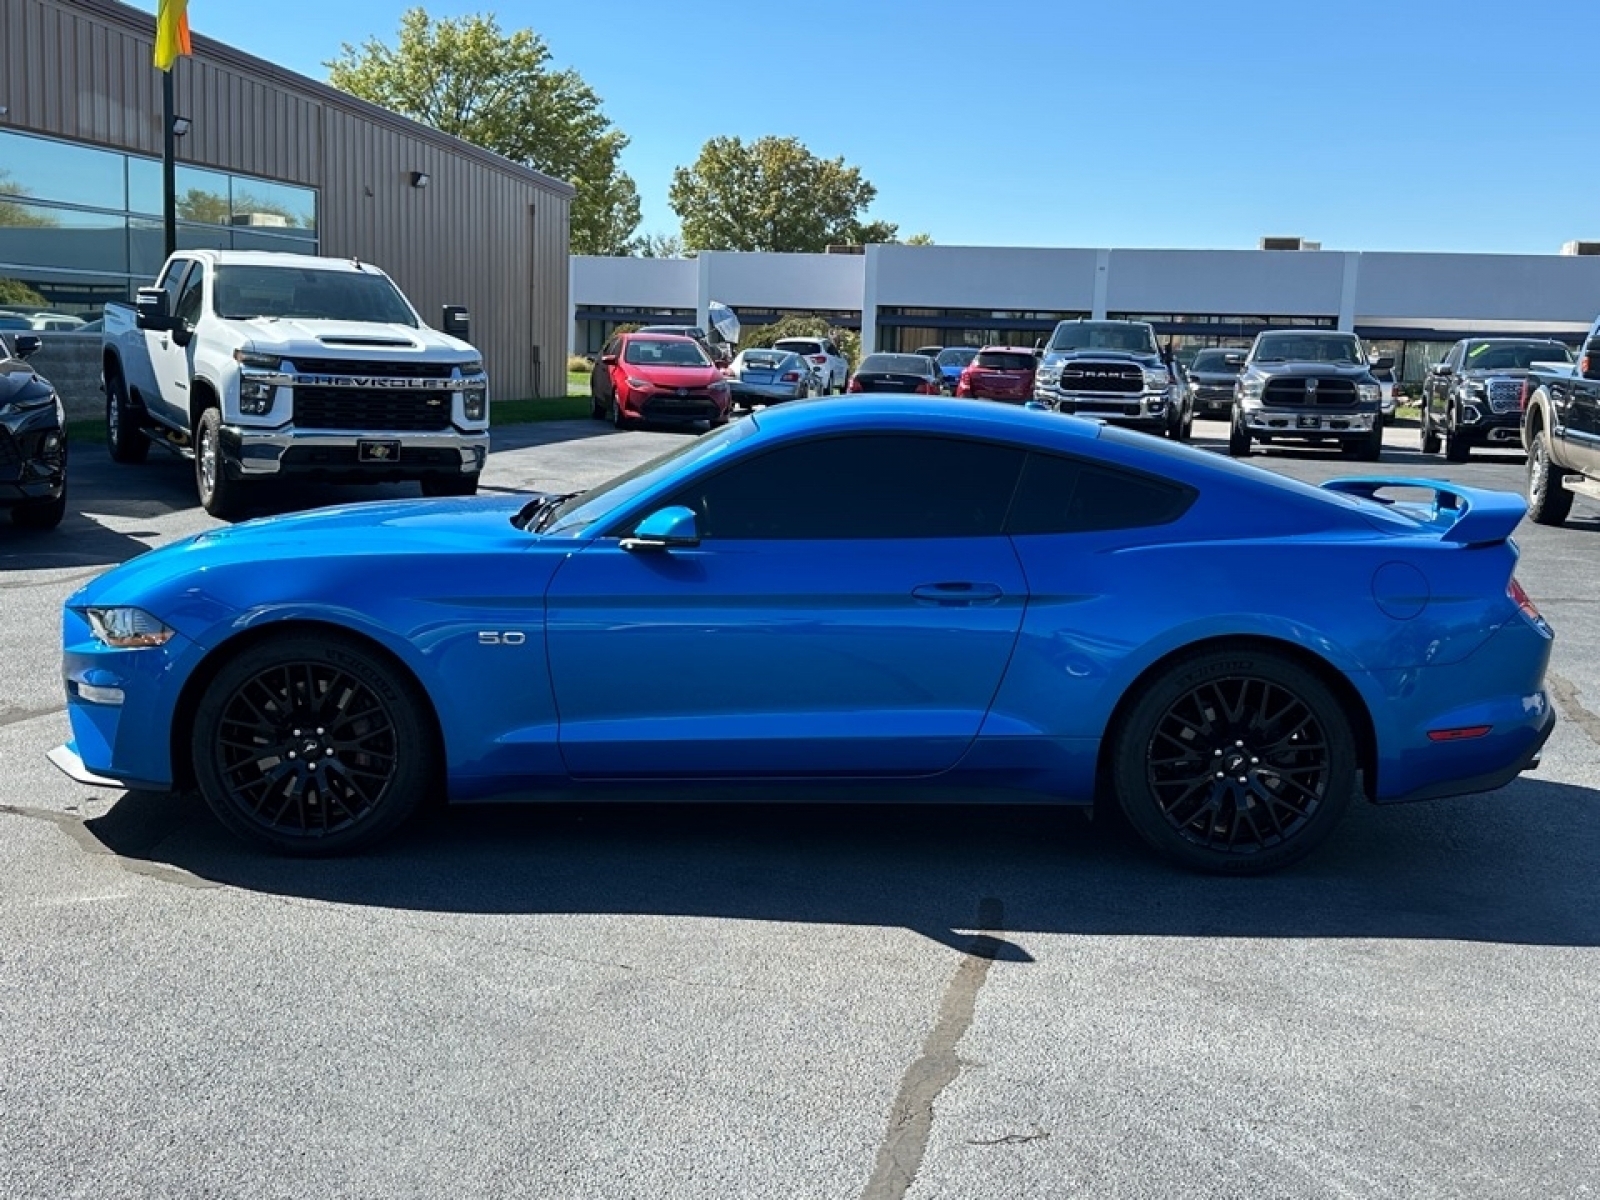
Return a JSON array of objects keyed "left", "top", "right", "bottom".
[
  {"left": 134, "top": 287, "right": 175, "bottom": 332},
  {"left": 441, "top": 304, "right": 471, "bottom": 344}
]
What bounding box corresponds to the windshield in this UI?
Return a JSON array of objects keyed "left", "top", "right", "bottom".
[
  {"left": 737, "top": 351, "right": 789, "bottom": 370},
  {"left": 1190, "top": 350, "right": 1242, "bottom": 372},
  {"left": 1048, "top": 322, "right": 1159, "bottom": 355},
  {"left": 624, "top": 338, "right": 711, "bottom": 367},
  {"left": 540, "top": 419, "right": 757, "bottom": 537},
  {"left": 1465, "top": 341, "right": 1573, "bottom": 370},
  {"left": 936, "top": 347, "right": 979, "bottom": 367},
  {"left": 213, "top": 266, "right": 419, "bottom": 325},
  {"left": 1252, "top": 332, "right": 1362, "bottom": 364},
  {"left": 775, "top": 340, "right": 822, "bottom": 356}
]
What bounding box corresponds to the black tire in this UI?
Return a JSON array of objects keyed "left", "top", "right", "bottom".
[
  {"left": 420, "top": 472, "right": 480, "bottom": 498},
  {"left": 589, "top": 387, "right": 605, "bottom": 420},
  {"left": 1109, "top": 648, "right": 1358, "bottom": 875},
  {"left": 1340, "top": 425, "right": 1383, "bottom": 461},
  {"left": 610, "top": 395, "right": 630, "bottom": 430},
  {"left": 12, "top": 485, "right": 66, "bottom": 531},
  {"left": 1526, "top": 429, "right": 1573, "bottom": 526},
  {"left": 105, "top": 370, "right": 150, "bottom": 464},
  {"left": 194, "top": 406, "right": 247, "bottom": 520},
  {"left": 1420, "top": 407, "right": 1441, "bottom": 455},
  {"left": 1443, "top": 410, "right": 1471, "bottom": 463},
  {"left": 1227, "top": 411, "right": 1251, "bottom": 457},
  {"left": 191, "top": 632, "right": 436, "bottom": 855}
]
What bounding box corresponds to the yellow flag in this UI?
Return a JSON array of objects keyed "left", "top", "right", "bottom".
[{"left": 153, "top": 0, "right": 191, "bottom": 72}]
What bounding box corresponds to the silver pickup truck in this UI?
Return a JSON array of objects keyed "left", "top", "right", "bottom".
[
  {"left": 101, "top": 249, "right": 490, "bottom": 519},
  {"left": 1521, "top": 316, "right": 1600, "bottom": 525}
]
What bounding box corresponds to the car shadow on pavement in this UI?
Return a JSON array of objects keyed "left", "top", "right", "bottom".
[{"left": 80, "top": 773, "right": 1600, "bottom": 957}]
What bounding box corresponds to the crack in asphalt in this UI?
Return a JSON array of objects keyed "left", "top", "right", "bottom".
[
  {"left": 0, "top": 703, "right": 67, "bottom": 729},
  {"left": 860, "top": 897, "right": 1007, "bottom": 1200},
  {"left": 0, "top": 804, "right": 217, "bottom": 890},
  {"left": 1549, "top": 671, "right": 1600, "bottom": 748}
]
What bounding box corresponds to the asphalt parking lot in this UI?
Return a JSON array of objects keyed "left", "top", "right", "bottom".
[{"left": 2, "top": 413, "right": 1597, "bottom": 1199}]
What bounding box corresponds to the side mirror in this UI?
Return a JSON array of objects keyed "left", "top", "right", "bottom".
[
  {"left": 134, "top": 287, "right": 176, "bottom": 332},
  {"left": 13, "top": 334, "right": 41, "bottom": 359},
  {"left": 621, "top": 505, "right": 701, "bottom": 552},
  {"left": 441, "top": 304, "right": 471, "bottom": 343},
  {"left": 599, "top": 353, "right": 617, "bottom": 366},
  {"left": 1371, "top": 355, "right": 1395, "bottom": 371},
  {"left": 1431, "top": 363, "right": 1453, "bottom": 377}
]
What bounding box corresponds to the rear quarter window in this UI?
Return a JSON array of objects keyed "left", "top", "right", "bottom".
[{"left": 1006, "top": 452, "right": 1196, "bottom": 535}]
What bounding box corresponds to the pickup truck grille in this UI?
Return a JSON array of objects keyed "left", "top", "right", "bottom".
[
  {"left": 1487, "top": 379, "right": 1523, "bottom": 413},
  {"left": 286, "top": 357, "right": 456, "bottom": 379},
  {"left": 295, "top": 388, "right": 453, "bottom": 431},
  {"left": 1263, "top": 377, "right": 1359, "bottom": 407},
  {"left": 1059, "top": 362, "right": 1144, "bottom": 394}
]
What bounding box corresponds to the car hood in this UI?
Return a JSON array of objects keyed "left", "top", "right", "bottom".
[
  {"left": 230, "top": 319, "right": 478, "bottom": 364},
  {"left": 1461, "top": 367, "right": 1534, "bottom": 380},
  {"left": 1247, "top": 361, "right": 1372, "bottom": 380},
  {"left": 1188, "top": 370, "right": 1242, "bottom": 384},
  {"left": 623, "top": 364, "right": 723, "bottom": 386},
  {"left": 71, "top": 495, "right": 555, "bottom": 610},
  {"left": 1045, "top": 348, "right": 1163, "bottom": 366}
]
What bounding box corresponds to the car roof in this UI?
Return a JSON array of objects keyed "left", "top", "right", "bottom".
[
  {"left": 180, "top": 249, "right": 386, "bottom": 275},
  {"left": 977, "top": 345, "right": 1038, "bottom": 354},
  {"left": 624, "top": 332, "right": 699, "bottom": 342}
]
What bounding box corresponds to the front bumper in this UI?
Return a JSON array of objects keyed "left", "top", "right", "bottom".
[
  {"left": 1453, "top": 407, "right": 1525, "bottom": 446},
  {"left": 1035, "top": 386, "right": 1170, "bottom": 427},
  {"left": 1239, "top": 406, "right": 1378, "bottom": 436},
  {"left": 224, "top": 425, "right": 490, "bottom": 482},
  {"left": 0, "top": 402, "right": 68, "bottom": 508}
]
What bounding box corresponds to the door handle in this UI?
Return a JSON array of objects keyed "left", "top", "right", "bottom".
[{"left": 911, "top": 581, "right": 1004, "bottom": 606}]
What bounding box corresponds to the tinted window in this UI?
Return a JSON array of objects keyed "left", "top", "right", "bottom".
[
  {"left": 666, "top": 435, "right": 1025, "bottom": 540},
  {"left": 937, "top": 347, "right": 979, "bottom": 367},
  {"left": 1252, "top": 333, "right": 1362, "bottom": 364},
  {"left": 174, "top": 266, "right": 205, "bottom": 326},
  {"left": 1006, "top": 452, "right": 1195, "bottom": 535},
  {"left": 858, "top": 354, "right": 933, "bottom": 374},
  {"left": 624, "top": 338, "right": 709, "bottom": 366},
  {"left": 975, "top": 351, "right": 1036, "bottom": 372},
  {"left": 775, "top": 340, "right": 823, "bottom": 356},
  {"left": 1465, "top": 341, "right": 1573, "bottom": 370},
  {"left": 1190, "top": 350, "right": 1243, "bottom": 372}
]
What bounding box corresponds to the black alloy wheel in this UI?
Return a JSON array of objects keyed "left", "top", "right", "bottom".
[
  {"left": 192, "top": 634, "right": 435, "bottom": 854},
  {"left": 1111, "top": 649, "right": 1357, "bottom": 874}
]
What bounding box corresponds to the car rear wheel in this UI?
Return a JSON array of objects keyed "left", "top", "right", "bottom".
[
  {"left": 589, "top": 387, "right": 606, "bottom": 420},
  {"left": 106, "top": 370, "right": 150, "bottom": 464},
  {"left": 1110, "top": 648, "right": 1358, "bottom": 875},
  {"left": 192, "top": 633, "right": 436, "bottom": 855},
  {"left": 1526, "top": 429, "right": 1573, "bottom": 526}
]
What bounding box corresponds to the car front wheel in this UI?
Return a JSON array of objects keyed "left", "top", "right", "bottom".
[
  {"left": 192, "top": 633, "right": 437, "bottom": 855},
  {"left": 1110, "top": 648, "right": 1358, "bottom": 875},
  {"left": 1526, "top": 429, "right": 1573, "bottom": 526},
  {"left": 195, "top": 407, "right": 246, "bottom": 520},
  {"left": 1227, "top": 411, "right": 1251, "bottom": 457}
]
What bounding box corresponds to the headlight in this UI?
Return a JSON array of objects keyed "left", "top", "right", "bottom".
[
  {"left": 1237, "top": 376, "right": 1265, "bottom": 404},
  {"left": 1142, "top": 368, "right": 1170, "bottom": 390},
  {"left": 624, "top": 377, "right": 655, "bottom": 391},
  {"left": 1036, "top": 364, "right": 1062, "bottom": 386},
  {"left": 458, "top": 359, "right": 485, "bottom": 376},
  {"left": 463, "top": 387, "right": 487, "bottom": 421},
  {"left": 1462, "top": 381, "right": 1487, "bottom": 396},
  {"left": 233, "top": 349, "right": 282, "bottom": 371},
  {"left": 83, "top": 607, "right": 175, "bottom": 649},
  {"left": 238, "top": 375, "right": 276, "bottom": 415},
  {"left": 1357, "top": 383, "right": 1382, "bottom": 406}
]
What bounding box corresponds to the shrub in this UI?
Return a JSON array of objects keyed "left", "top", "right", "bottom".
[{"left": 743, "top": 313, "right": 861, "bottom": 369}]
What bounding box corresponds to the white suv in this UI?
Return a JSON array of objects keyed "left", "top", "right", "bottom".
[{"left": 772, "top": 337, "right": 847, "bottom": 394}]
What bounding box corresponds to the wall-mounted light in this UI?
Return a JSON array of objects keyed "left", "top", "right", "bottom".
[
  {"left": 171, "top": 115, "right": 192, "bottom": 137},
  {"left": 410, "top": 171, "right": 430, "bottom": 189}
]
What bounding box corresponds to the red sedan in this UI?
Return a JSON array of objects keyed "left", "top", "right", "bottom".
[
  {"left": 955, "top": 346, "right": 1040, "bottom": 403},
  {"left": 590, "top": 333, "right": 733, "bottom": 429}
]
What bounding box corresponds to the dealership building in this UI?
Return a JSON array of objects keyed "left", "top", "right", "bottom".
[
  {"left": 572, "top": 240, "right": 1600, "bottom": 382},
  {"left": 1, "top": 0, "right": 574, "bottom": 402}
]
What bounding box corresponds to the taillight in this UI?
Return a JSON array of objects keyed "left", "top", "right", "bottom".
[
  {"left": 1509, "top": 577, "right": 1544, "bottom": 624},
  {"left": 810, "top": 355, "right": 827, "bottom": 364},
  {"left": 918, "top": 380, "right": 937, "bottom": 395},
  {"left": 847, "top": 377, "right": 863, "bottom": 393},
  {"left": 780, "top": 371, "right": 800, "bottom": 382}
]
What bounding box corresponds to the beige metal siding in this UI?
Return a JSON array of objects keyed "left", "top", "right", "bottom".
[{"left": 2, "top": 0, "right": 573, "bottom": 400}]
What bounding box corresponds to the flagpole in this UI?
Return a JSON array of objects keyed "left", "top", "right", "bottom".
[{"left": 162, "top": 64, "right": 177, "bottom": 258}]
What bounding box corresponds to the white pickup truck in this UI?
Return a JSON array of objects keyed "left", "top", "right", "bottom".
[{"left": 101, "top": 250, "right": 490, "bottom": 519}]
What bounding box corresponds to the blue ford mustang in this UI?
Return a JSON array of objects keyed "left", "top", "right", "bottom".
[{"left": 50, "top": 399, "right": 1555, "bottom": 874}]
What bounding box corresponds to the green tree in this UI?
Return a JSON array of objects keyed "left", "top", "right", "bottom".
[
  {"left": 636, "top": 231, "right": 692, "bottom": 259},
  {"left": 0, "top": 170, "right": 57, "bottom": 227},
  {"left": 902, "top": 232, "right": 935, "bottom": 245},
  {"left": 669, "top": 136, "right": 895, "bottom": 253},
  {"left": 0, "top": 277, "right": 48, "bottom": 306},
  {"left": 743, "top": 313, "right": 861, "bottom": 371},
  {"left": 326, "top": 8, "right": 641, "bottom": 255}
]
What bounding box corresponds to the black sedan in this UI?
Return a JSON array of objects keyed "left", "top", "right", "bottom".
[
  {"left": 847, "top": 353, "right": 943, "bottom": 395},
  {"left": 0, "top": 333, "right": 67, "bottom": 530}
]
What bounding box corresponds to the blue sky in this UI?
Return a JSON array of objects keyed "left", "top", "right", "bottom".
[{"left": 130, "top": 0, "right": 1588, "bottom": 254}]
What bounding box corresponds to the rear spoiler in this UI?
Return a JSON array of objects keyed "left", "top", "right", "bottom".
[{"left": 1322, "top": 477, "right": 1527, "bottom": 546}]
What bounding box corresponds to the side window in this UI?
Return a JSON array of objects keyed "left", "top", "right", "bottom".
[
  {"left": 664, "top": 435, "right": 1025, "bottom": 540},
  {"left": 1006, "top": 452, "right": 1195, "bottom": 536},
  {"left": 158, "top": 257, "right": 194, "bottom": 311},
  {"left": 174, "top": 266, "right": 205, "bottom": 328}
]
